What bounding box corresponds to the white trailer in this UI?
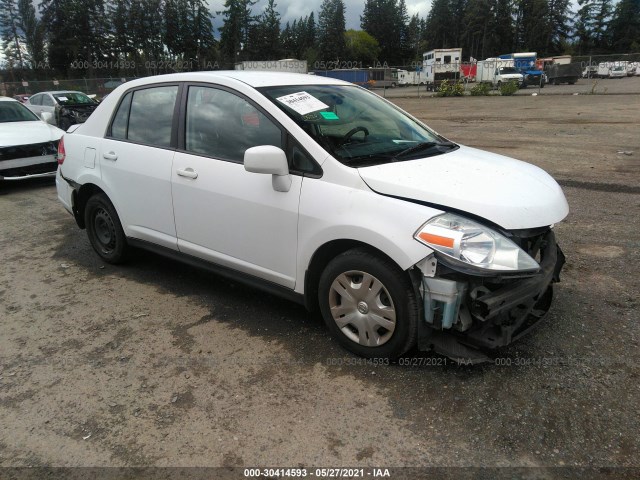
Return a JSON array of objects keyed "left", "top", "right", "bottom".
[
  {"left": 396, "top": 69, "right": 425, "bottom": 86},
  {"left": 476, "top": 58, "right": 523, "bottom": 87},
  {"left": 422, "top": 48, "right": 462, "bottom": 90}
]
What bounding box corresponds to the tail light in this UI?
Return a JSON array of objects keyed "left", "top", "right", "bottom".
[{"left": 57, "top": 136, "right": 65, "bottom": 165}]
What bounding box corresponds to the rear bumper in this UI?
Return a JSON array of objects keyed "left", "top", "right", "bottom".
[{"left": 418, "top": 230, "right": 565, "bottom": 363}]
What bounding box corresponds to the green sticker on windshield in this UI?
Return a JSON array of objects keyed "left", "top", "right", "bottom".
[{"left": 320, "top": 111, "right": 339, "bottom": 120}]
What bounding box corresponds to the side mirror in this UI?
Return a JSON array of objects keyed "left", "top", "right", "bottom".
[
  {"left": 41, "top": 112, "right": 53, "bottom": 123},
  {"left": 244, "top": 146, "right": 291, "bottom": 192}
]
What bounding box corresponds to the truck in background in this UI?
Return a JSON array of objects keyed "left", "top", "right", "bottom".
[
  {"left": 597, "top": 61, "right": 628, "bottom": 79},
  {"left": 476, "top": 58, "right": 523, "bottom": 87},
  {"left": 499, "top": 52, "right": 545, "bottom": 87},
  {"left": 538, "top": 56, "right": 581, "bottom": 85},
  {"left": 235, "top": 59, "right": 308, "bottom": 74},
  {"left": 422, "top": 48, "right": 462, "bottom": 90}
]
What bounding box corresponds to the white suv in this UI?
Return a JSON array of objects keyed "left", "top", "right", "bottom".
[{"left": 56, "top": 72, "right": 569, "bottom": 362}]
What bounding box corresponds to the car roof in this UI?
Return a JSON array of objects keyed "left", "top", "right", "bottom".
[
  {"left": 125, "top": 71, "right": 349, "bottom": 89},
  {"left": 35, "top": 91, "right": 85, "bottom": 95},
  {"left": 0, "top": 96, "right": 19, "bottom": 102}
]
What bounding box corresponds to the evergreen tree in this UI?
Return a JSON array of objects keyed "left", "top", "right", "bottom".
[
  {"left": 258, "top": 0, "right": 282, "bottom": 59},
  {"left": 361, "top": 0, "right": 406, "bottom": 64},
  {"left": 449, "top": 0, "right": 467, "bottom": 51},
  {"left": 547, "top": 0, "right": 572, "bottom": 54},
  {"left": 318, "top": 0, "right": 346, "bottom": 60},
  {"left": 462, "top": 0, "right": 494, "bottom": 61},
  {"left": 610, "top": 0, "right": 640, "bottom": 52},
  {"left": 186, "top": 0, "right": 216, "bottom": 65},
  {"left": 574, "top": 0, "right": 596, "bottom": 53},
  {"left": 17, "top": 0, "right": 44, "bottom": 68},
  {"left": 39, "top": 0, "right": 73, "bottom": 73},
  {"left": 218, "top": 0, "right": 256, "bottom": 64},
  {"left": 397, "top": 0, "right": 411, "bottom": 63},
  {"left": 164, "top": 0, "right": 189, "bottom": 59},
  {"left": 422, "top": 0, "right": 454, "bottom": 49},
  {"left": 405, "top": 13, "right": 423, "bottom": 62},
  {"left": 592, "top": 0, "right": 614, "bottom": 49},
  {"left": 108, "top": 0, "right": 132, "bottom": 64},
  {"left": 514, "top": 0, "right": 551, "bottom": 54},
  {"left": 573, "top": 0, "right": 614, "bottom": 53},
  {"left": 280, "top": 21, "right": 294, "bottom": 56},
  {"left": 493, "top": 0, "right": 515, "bottom": 54},
  {"left": 0, "top": 0, "right": 25, "bottom": 69}
]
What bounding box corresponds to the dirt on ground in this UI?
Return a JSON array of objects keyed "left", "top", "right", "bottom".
[{"left": 0, "top": 93, "right": 638, "bottom": 478}]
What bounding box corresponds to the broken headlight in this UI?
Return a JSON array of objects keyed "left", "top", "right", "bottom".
[{"left": 414, "top": 213, "right": 539, "bottom": 272}]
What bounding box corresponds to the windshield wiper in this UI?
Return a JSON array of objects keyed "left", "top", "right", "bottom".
[{"left": 391, "top": 141, "right": 456, "bottom": 161}]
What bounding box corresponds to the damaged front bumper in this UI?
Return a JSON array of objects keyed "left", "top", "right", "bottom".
[{"left": 416, "top": 229, "right": 565, "bottom": 363}]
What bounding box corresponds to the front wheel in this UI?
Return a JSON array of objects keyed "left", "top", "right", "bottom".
[
  {"left": 318, "top": 249, "right": 419, "bottom": 359},
  {"left": 84, "top": 193, "right": 129, "bottom": 264}
]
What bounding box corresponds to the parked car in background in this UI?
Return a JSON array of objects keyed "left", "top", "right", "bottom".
[
  {"left": 13, "top": 95, "right": 30, "bottom": 104},
  {"left": 0, "top": 97, "right": 64, "bottom": 181},
  {"left": 582, "top": 66, "right": 598, "bottom": 78},
  {"left": 56, "top": 72, "right": 568, "bottom": 363},
  {"left": 26, "top": 91, "right": 98, "bottom": 131}
]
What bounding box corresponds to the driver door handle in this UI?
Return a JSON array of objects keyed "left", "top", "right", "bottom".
[
  {"left": 102, "top": 151, "right": 118, "bottom": 161},
  {"left": 176, "top": 168, "right": 198, "bottom": 179}
]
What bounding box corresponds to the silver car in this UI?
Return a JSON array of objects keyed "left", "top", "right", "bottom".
[{"left": 26, "top": 91, "right": 98, "bottom": 131}]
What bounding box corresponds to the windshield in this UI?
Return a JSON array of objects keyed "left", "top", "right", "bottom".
[
  {"left": 0, "top": 101, "right": 39, "bottom": 122},
  {"left": 499, "top": 67, "right": 519, "bottom": 74},
  {"left": 53, "top": 92, "right": 96, "bottom": 105},
  {"left": 258, "top": 85, "right": 456, "bottom": 167}
]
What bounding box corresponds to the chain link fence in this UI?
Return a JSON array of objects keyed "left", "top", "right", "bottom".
[
  {"left": 1, "top": 77, "right": 141, "bottom": 99},
  {"left": 2, "top": 52, "right": 639, "bottom": 99}
]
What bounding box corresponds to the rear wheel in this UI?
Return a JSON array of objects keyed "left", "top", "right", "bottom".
[
  {"left": 84, "top": 193, "right": 128, "bottom": 264},
  {"left": 318, "top": 248, "right": 419, "bottom": 359}
]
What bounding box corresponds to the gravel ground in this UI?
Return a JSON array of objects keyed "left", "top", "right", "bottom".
[{"left": 0, "top": 93, "right": 638, "bottom": 478}]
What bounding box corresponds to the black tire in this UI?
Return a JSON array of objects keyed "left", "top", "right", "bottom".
[
  {"left": 318, "top": 248, "right": 419, "bottom": 359},
  {"left": 84, "top": 193, "right": 128, "bottom": 264}
]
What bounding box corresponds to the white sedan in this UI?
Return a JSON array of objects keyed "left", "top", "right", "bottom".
[
  {"left": 0, "top": 96, "right": 64, "bottom": 181},
  {"left": 55, "top": 72, "right": 569, "bottom": 362}
]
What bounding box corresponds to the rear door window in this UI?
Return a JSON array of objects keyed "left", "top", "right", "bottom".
[
  {"left": 108, "top": 86, "right": 178, "bottom": 148},
  {"left": 42, "top": 95, "right": 55, "bottom": 107}
]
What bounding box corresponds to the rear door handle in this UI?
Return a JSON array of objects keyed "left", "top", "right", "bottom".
[
  {"left": 176, "top": 168, "right": 198, "bottom": 179},
  {"left": 103, "top": 151, "right": 118, "bottom": 161}
]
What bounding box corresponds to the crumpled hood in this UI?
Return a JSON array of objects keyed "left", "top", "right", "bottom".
[
  {"left": 0, "top": 121, "right": 64, "bottom": 147},
  {"left": 357, "top": 145, "right": 569, "bottom": 230}
]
